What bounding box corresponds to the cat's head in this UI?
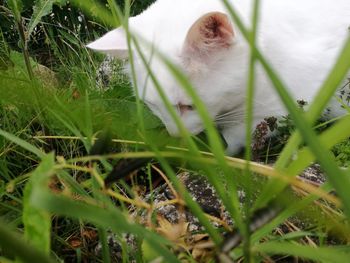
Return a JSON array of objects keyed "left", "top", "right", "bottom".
[{"left": 88, "top": 11, "right": 246, "bottom": 136}]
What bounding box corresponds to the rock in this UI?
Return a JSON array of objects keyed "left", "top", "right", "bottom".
[
  {"left": 95, "top": 56, "right": 128, "bottom": 91},
  {"left": 142, "top": 172, "right": 234, "bottom": 231},
  {"left": 33, "top": 64, "right": 59, "bottom": 88},
  {"left": 299, "top": 164, "right": 326, "bottom": 185}
]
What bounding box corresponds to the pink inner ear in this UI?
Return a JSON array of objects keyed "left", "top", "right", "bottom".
[{"left": 183, "top": 12, "right": 235, "bottom": 57}]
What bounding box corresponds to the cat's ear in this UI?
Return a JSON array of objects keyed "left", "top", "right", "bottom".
[
  {"left": 86, "top": 27, "right": 128, "bottom": 59},
  {"left": 183, "top": 12, "right": 235, "bottom": 60}
]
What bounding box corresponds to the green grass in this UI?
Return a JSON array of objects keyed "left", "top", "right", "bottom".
[{"left": 1, "top": 0, "right": 350, "bottom": 262}]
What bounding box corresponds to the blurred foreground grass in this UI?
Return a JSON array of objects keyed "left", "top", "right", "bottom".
[{"left": 0, "top": 0, "right": 350, "bottom": 262}]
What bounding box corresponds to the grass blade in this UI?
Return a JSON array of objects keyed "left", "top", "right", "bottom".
[
  {"left": 70, "top": 0, "right": 118, "bottom": 27},
  {"left": 28, "top": 0, "right": 67, "bottom": 39},
  {"left": 32, "top": 194, "right": 181, "bottom": 263},
  {"left": 255, "top": 241, "right": 350, "bottom": 263},
  {"left": 0, "top": 129, "right": 45, "bottom": 159},
  {"left": 23, "top": 153, "right": 55, "bottom": 255},
  {"left": 0, "top": 220, "right": 54, "bottom": 263}
]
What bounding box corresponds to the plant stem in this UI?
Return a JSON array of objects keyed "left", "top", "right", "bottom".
[{"left": 16, "top": 18, "right": 34, "bottom": 80}]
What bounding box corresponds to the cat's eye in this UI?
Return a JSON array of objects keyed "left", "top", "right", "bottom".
[{"left": 176, "top": 103, "right": 194, "bottom": 115}]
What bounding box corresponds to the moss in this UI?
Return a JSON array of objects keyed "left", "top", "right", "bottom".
[{"left": 333, "top": 140, "right": 350, "bottom": 167}]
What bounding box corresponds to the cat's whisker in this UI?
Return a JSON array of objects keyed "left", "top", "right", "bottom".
[
  {"left": 216, "top": 122, "right": 243, "bottom": 127},
  {"left": 215, "top": 120, "right": 244, "bottom": 125},
  {"left": 214, "top": 100, "right": 270, "bottom": 122},
  {"left": 216, "top": 109, "right": 245, "bottom": 117},
  {"left": 215, "top": 118, "right": 245, "bottom": 124},
  {"left": 216, "top": 112, "right": 242, "bottom": 119},
  {"left": 215, "top": 112, "right": 245, "bottom": 121},
  {"left": 216, "top": 112, "right": 245, "bottom": 118},
  {"left": 215, "top": 118, "right": 244, "bottom": 124}
]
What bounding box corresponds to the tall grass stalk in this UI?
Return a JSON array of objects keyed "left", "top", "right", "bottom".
[{"left": 243, "top": 0, "right": 261, "bottom": 261}]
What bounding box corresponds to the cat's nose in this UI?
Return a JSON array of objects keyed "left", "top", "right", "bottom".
[{"left": 177, "top": 103, "right": 194, "bottom": 116}]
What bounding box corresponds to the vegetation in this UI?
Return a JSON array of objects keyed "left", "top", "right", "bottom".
[{"left": 0, "top": 0, "right": 350, "bottom": 262}]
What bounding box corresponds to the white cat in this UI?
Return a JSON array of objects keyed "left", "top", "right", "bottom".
[{"left": 87, "top": 0, "right": 350, "bottom": 154}]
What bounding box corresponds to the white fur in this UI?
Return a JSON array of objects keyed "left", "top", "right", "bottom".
[{"left": 87, "top": 0, "right": 350, "bottom": 154}]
